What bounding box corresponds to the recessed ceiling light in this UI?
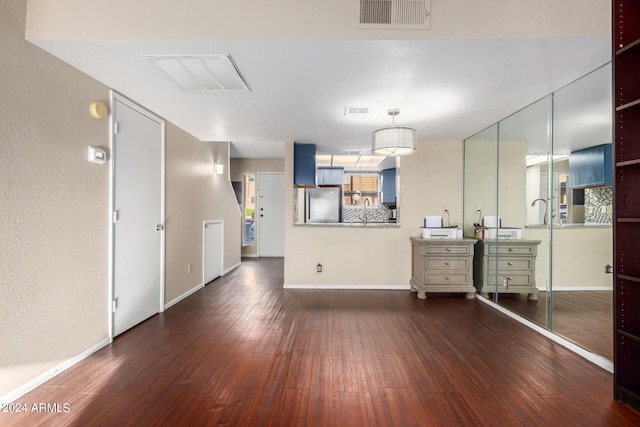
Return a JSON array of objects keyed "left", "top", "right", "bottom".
[{"left": 143, "top": 53, "right": 250, "bottom": 92}]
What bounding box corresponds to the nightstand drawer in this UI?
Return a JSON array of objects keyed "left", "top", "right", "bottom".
[
  {"left": 425, "top": 272, "right": 470, "bottom": 285},
  {"left": 425, "top": 258, "right": 469, "bottom": 270},
  {"left": 424, "top": 244, "right": 471, "bottom": 255},
  {"left": 488, "top": 258, "right": 532, "bottom": 270},
  {"left": 487, "top": 272, "right": 532, "bottom": 286},
  {"left": 487, "top": 244, "right": 536, "bottom": 256}
]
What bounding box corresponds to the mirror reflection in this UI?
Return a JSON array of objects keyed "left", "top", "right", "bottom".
[{"left": 464, "top": 63, "right": 612, "bottom": 360}]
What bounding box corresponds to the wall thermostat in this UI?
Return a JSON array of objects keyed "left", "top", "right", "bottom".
[{"left": 88, "top": 146, "right": 107, "bottom": 164}]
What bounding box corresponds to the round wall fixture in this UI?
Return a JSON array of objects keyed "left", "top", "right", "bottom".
[{"left": 89, "top": 101, "right": 109, "bottom": 120}]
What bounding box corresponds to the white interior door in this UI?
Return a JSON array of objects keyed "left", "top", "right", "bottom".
[
  {"left": 257, "top": 173, "right": 284, "bottom": 257},
  {"left": 112, "top": 94, "right": 164, "bottom": 337},
  {"left": 204, "top": 221, "right": 223, "bottom": 284}
]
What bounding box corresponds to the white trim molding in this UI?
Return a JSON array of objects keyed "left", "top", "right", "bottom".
[
  {"left": 165, "top": 283, "right": 204, "bottom": 310},
  {"left": 1, "top": 338, "right": 110, "bottom": 405}
]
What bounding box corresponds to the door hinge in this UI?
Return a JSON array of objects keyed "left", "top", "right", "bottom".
[
  {"left": 114, "top": 121, "right": 119, "bottom": 134},
  {"left": 113, "top": 210, "right": 119, "bottom": 223},
  {"left": 112, "top": 298, "right": 118, "bottom": 312}
]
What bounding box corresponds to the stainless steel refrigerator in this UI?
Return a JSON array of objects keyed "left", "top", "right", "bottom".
[{"left": 305, "top": 187, "right": 342, "bottom": 223}]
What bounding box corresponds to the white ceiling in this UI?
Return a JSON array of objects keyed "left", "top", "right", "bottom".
[{"left": 28, "top": 8, "right": 611, "bottom": 158}]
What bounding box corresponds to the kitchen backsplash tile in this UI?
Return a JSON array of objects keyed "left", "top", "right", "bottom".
[
  {"left": 343, "top": 205, "right": 390, "bottom": 223},
  {"left": 584, "top": 186, "right": 612, "bottom": 224}
]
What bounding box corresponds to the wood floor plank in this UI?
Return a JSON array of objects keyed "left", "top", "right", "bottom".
[{"left": 2, "top": 258, "right": 638, "bottom": 426}]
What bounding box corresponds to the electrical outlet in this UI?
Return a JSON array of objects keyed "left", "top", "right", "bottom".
[
  {"left": 187, "top": 264, "right": 192, "bottom": 274},
  {"left": 316, "top": 263, "right": 322, "bottom": 273}
]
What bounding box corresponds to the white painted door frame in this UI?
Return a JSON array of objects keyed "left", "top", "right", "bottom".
[{"left": 109, "top": 91, "right": 165, "bottom": 340}]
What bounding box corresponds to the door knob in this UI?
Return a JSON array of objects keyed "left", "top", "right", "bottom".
[{"left": 156, "top": 224, "right": 164, "bottom": 231}]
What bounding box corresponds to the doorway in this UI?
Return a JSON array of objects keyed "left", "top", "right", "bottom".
[
  {"left": 257, "top": 172, "right": 284, "bottom": 257},
  {"left": 110, "top": 93, "right": 165, "bottom": 337}
]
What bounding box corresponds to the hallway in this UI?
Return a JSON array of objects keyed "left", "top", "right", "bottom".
[{"left": 2, "top": 258, "right": 639, "bottom": 426}]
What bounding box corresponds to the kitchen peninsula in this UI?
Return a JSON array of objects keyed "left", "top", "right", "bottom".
[{"left": 293, "top": 142, "right": 400, "bottom": 227}]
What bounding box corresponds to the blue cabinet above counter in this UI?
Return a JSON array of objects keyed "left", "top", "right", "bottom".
[
  {"left": 569, "top": 144, "right": 612, "bottom": 188},
  {"left": 294, "top": 143, "right": 317, "bottom": 187},
  {"left": 317, "top": 167, "right": 344, "bottom": 185}
]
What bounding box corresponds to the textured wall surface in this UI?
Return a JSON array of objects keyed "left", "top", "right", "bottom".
[
  {"left": 0, "top": 0, "right": 110, "bottom": 397},
  {"left": 1, "top": 0, "right": 242, "bottom": 398},
  {"left": 284, "top": 140, "right": 463, "bottom": 287},
  {"left": 164, "top": 131, "right": 241, "bottom": 304}
]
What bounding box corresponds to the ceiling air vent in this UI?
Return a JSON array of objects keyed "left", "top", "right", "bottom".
[
  {"left": 357, "top": 0, "right": 431, "bottom": 30},
  {"left": 142, "top": 54, "right": 250, "bottom": 92}
]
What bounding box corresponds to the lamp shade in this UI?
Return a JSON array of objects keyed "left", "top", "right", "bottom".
[{"left": 371, "top": 126, "right": 416, "bottom": 155}]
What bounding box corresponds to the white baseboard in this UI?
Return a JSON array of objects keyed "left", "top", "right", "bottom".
[
  {"left": 475, "top": 295, "right": 613, "bottom": 373},
  {"left": 1, "top": 338, "right": 111, "bottom": 405},
  {"left": 283, "top": 284, "right": 411, "bottom": 290},
  {"left": 164, "top": 283, "right": 204, "bottom": 310},
  {"left": 224, "top": 262, "right": 241, "bottom": 275},
  {"left": 241, "top": 254, "right": 259, "bottom": 258}
]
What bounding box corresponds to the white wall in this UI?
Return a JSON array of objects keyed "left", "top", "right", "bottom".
[
  {"left": 522, "top": 226, "right": 612, "bottom": 290},
  {"left": 0, "top": 0, "right": 110, "bottom": 397},
  {"left": 1, "top": 0, "right": 241, "bottom": 398},
  {"left": 25, "top": 0, "right": 609, "bottom": 41},
  {"left": 284, "top": 139, "right": 463, "bottom": 288},
  {"left": 165, "top": 132, "right": 241, "bottom": 304}
]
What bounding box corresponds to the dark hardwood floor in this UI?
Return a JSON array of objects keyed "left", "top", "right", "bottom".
[
  {"left": 2, "top": 258, "right": 638, "bottom": 426},
  {"left": 493, "top": 291, "right": 613, "bottom": 360}
]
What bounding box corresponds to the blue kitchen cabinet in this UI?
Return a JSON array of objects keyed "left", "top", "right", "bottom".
[
  {"left": 381, "top": 168, "right": 396, "bottom": 203},
  {"left": 569, "top": 144, "right": 612, "bottom": 188},
  {"left": 318, "top": 167, "right": 344, "bottom": 185},
  {"left": 294, "top": 143, "right": 317, "bottom": 187}
]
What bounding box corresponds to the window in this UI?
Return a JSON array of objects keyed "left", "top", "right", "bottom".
[{"left": 344, "top": 172, "right": 379, "bottom": 206}]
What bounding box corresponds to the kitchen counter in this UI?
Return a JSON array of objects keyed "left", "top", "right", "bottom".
[
  {"left": 525, "top": 223, "right": 611, "bottom": 229},
  {"left": 294, "top": 222, "right": 400, "bottom": 228}
]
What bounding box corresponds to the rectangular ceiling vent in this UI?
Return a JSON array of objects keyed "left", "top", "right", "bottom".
[
  {"left": 356, "top": 0, "right": 431, "bottom": 30},
  {"left": 143, "top": 54, "right": 250, "bottom": 92}
]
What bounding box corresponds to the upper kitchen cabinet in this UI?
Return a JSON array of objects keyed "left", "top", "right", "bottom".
[
  {"left": 317, "top": 167, "right": 344, "bottom": 185},
  {"left": 294, "top": 143, "right": 317, "bottom": 187},
  {"left": 569, "top": 144, "right": 612, "bottom": 188},
  {"left": 381, "top": 168, "right": 396, "bottom": 203}
]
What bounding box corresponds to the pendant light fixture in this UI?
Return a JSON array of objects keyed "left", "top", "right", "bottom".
[{"left": 371, "top": 108, "right": 416, "bottom": 155}]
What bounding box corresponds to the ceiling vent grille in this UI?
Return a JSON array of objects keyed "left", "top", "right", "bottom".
[
  {"left": 142, "top": 54, "right": 250, "bottom": 92},
  {"left": 357, "top": 0, "right": 431, "bottom": 30}
]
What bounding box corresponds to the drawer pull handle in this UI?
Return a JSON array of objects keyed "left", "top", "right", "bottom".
[
  {"left": 445, "top": 248, "right": 451, "bottom": 252},
  {"left": 508, "top": 262, "right": 513, "bottom": 266},
  {"left": 444, "top": 262, "right": 450, "bottom": 266},
  {"left": 508, "top": 248, "right": 514, "bottom": 252},
  {"left": 444, "top": 276, "right": 450, "bottom": 280}
]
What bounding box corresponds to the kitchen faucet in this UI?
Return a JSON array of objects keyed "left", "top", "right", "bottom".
[
  {"left": 361, "top": 198, "right": 370, "bottom": 224},
  {"left": 531, "top": 198, "right": 548, "bottom": 225}
]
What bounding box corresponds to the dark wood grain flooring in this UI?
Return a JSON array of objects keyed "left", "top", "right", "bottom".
[
  {"left": 494, "top": 290, "right": 613, "bottom": 360},
  {"left": 2, "top": 258, "right": 637, "bottom": 426}
]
